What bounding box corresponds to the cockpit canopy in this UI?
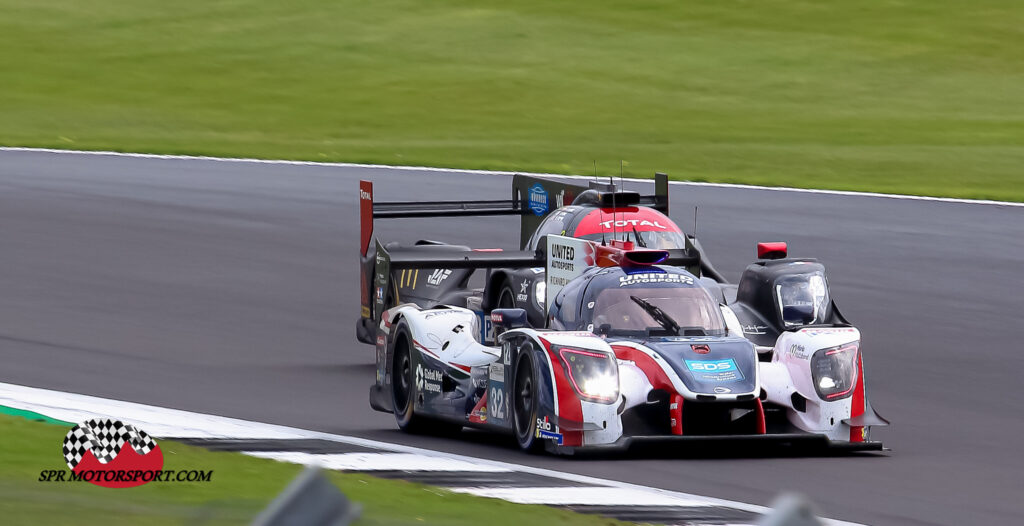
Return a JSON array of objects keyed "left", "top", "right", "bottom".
[{"left": 550, "top": 266, "right": 726, "bottom": 337}]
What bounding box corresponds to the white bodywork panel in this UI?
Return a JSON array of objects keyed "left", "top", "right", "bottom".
[{"left": 759, "top": 327, "right": 861, "bottom": 440}]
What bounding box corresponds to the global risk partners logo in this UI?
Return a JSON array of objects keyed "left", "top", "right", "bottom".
[{"left": 38, "top": 418, "right": 211, "bottom": 487}]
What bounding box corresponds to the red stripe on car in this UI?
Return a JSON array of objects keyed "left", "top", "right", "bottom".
[
  {"left": 612, "top": 345, "right": 682, "bottom": 435},
  {"left": 849, "top": 354, "right": 866, "bottom": 442},
  {"left": 539, "top": 337, "right": 583, "bottom": 447}
]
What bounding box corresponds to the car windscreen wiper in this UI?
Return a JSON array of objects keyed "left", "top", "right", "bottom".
[{"left": 629, "top": 295, "right": 681, "bottom": 335}]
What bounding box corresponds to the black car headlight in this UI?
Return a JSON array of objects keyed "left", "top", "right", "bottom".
[
  {"left": 556, "top": 346, "right": 619, "bottom": 404},
  {"left": 810, "top": 341, "right": 859, "bottom": 400}
]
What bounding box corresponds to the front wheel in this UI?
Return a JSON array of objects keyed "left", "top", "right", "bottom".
[{"left": 512, "top": 353, "right": 543, "bottom": 452}]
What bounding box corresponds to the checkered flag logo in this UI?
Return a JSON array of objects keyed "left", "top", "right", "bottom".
[{"left": 62, "top": 419, "right": 158, "bottom": 470}]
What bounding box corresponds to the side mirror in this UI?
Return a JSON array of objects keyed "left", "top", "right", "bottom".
[{"left": 491, "top": 309, "right": 529, "bottom": 337}]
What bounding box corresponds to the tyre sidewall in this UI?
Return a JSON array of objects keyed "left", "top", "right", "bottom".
[
  {"left": 513, "top": 352, "right": 541, "bottom": 452},
  {"left": 390, "top": 323, "right": 418, "bottom": 430}
]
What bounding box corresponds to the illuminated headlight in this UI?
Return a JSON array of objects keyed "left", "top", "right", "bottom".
[
  {"left": 557, "top": 347, "right": 619, "bottom": 404},
  {"left": 582, "top": 374, "right": 619, "bottom": 401},
  {"left": 534, "top": 281, "right": 546, "bottom": 308},
  {"left": 810, "top": 341, "right": 859, "bottom": 400}
]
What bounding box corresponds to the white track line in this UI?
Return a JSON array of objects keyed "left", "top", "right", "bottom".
[
  {"left": 244, "top": 451, "right": 512, "bottom": 472},
  {"left": 2, "top": 146, "right": 1020, "bottom": 208},
  {"left": 447, "top": 486, "right": 716, "bottom": 507},
  {"left": 0, "top": 381, "right": 863, "bottom": 525}
]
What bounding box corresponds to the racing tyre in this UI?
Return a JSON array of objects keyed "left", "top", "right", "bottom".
[
  {"left": 512, "top": 352, "right": 543, "bottom": 453},
  {"left": 391, "top": 325, "right": 462, "bottom": 436},
  {"left": 391, "top": 330, "right": 425, "bottom": 433},
  {"left": 496, "top": 280, "right": 517, "bottom": 309}
]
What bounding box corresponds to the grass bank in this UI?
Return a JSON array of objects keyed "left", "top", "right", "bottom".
[
  {"left": 0, "top": 412, "right": 623, "bottom": 525},
  {"left": 1, "top": 1, "right": 1021, "bottom": 200}
]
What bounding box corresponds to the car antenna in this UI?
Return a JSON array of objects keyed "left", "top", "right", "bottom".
[
  {"left": 595, "top": 160, "right": 606, "bottom": 245},
  {"left": 693, "top": 206, "right": 699, "bottom": 240},
  {"left": 610, "top": 174, "right": 617, "bottom": 241},
  {"left": 620, "top": 160, "right": 626, "bottom": 242}
]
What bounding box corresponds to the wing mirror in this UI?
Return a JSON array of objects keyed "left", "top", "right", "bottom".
[{"left": 490, "top": 308, "right": 530, "bottom": 337}]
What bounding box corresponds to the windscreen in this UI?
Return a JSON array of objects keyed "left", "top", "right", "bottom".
[
  {"left": 579, "top": 231, "right": 687, "bottom": 250},
  {"left": 775, "top": 271, "right": 830, "bottom": 326},
  {"left": 589, "top": 286, "right": 726, "bottom": 335}
]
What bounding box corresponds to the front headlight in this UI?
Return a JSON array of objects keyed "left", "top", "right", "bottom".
[
  {"left": 811, "top": 341, "right": 859, "bottom": 400},
  {"left": 534, "top": 281, "right": 546, "bottom": 308},
  {"left": 557, "top": 347, "right": 618, "bottom": 403}
]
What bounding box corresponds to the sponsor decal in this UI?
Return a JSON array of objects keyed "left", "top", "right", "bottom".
[
  {"left": 469, "top": 405, "right": 487, "bottom": 423},
  {"left": 489, "top": 363, "right": 505, "bottom": 382},
  {"left": 39, "top": 419, "right": 211, "bottom": 487},
  {"left": 618, "top": 273, "right": 694, "bottom": 287},
  {"left": 685, "top": 359, "right": 744, "bottom": 382},
  {"left": 788, "top": 343, "right": 809, "bottom": 359},
  {"left": 491, "top": 312, "right": 503, "bottom": 324},
  {"left": 424, "top": 310, "right": 460, "bottom": 319},
  {"left": 546, "top": 236, "right": 595, "bottom": 305},
  {"left": 426, "top": 268, "right": 452, "bottom": 287},
  {"left": 482, "top": 314, "right": 495, "bottom": 343},
  {"left": 535, "top": 416, "right": 563, "bottom": 444},
  {"left": 691, "top": 344, "right": 711, "bottom": 354},
  {"left": 528, "top": 184, "right": 549, "bottom": 216},
  {"left": 360, "top": 189, "right": 372, "bottom": 201},
  {"left": 415, "top": 364, "right": 443, "bottom": 393},
  {"left": 530, "top": 267, "right": 545, "bottom": 274},
  {"left": 376, "top": 251, "right": 385, "bottom": 265},
  {"left": 376, "top": 286, "right": 384, "bottom": 301},
  {"left": 597, "top": 219, "right": 668, "bottom": 230},
  {"left": 742, "top": 324, "right": 768, "bottom": 335},
  {"left": 714, "top": 386, "right": 732, "bottom": 394},
  {"left": 555, "top": 189, "right": 575, "bottom": 208},
  {"left": 550, "top": 244, "right": 575, "bottom": 259},
  {"left": 517, "top": 279, "right": 530, "bottom": 302},
  {"left": 801, "top": 327, "right": 857, "bottom": 337}
]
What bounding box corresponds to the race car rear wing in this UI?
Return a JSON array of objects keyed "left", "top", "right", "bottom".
[
  {"left": 512, "top": 172, "right": 669, "bottom": 250},
  {"left": 357, "top": 173, "right": 673, "bottom": 343},
  {"left": 360, "top": 172, "right": 671, "bottom": 257}
]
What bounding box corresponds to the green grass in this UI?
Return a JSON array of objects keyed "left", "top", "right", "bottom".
[
  {"left": 0, "top": 413, "right": 625, "bottom": 525},
  {"left": 1, "top": 1, "right": 1022, "bottom": 200}
]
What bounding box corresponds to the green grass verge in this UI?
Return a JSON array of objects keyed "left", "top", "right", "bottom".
[
  {"left": 0, "top": 413, "right": 626, "bottom": 525},
  {"left": 1, "top": 1, "right": 1022, "bottom": 200}
]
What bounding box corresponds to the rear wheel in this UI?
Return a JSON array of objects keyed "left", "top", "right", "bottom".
[
  {"left": 391, "top": 332, "right": 423, "bottom": 432},
  {"left": 496, "top": 280, "right": 516, "bottom": 309},
  {"left": 512, "top": 353, "right": 543, "bottom": 452},
  {"left": 390, "top": 327, "right": 462, "bottom": 436}
]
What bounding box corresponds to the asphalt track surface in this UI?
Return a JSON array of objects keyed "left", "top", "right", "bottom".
[{"left": 2, "top": 149, "right": 1022, "bottom": 525}]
